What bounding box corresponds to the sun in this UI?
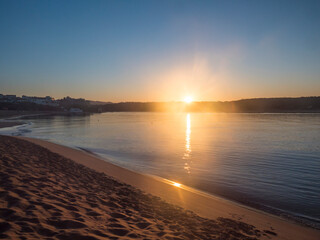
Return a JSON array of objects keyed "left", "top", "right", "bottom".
[{"left": 184, "top": 96, "right": 193, "bottom": 104}]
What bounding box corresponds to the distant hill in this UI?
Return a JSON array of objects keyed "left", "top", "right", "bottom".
[
  {"left": 98, "top": 97, "right": 320, "bottom": 113},
  {"left": 1, "top": 96, "right": 319, "bottom": 113},
  {"left": 87, "top": 100, "right": 112, "bottom": 105}
]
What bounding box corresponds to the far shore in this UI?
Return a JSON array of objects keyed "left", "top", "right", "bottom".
[
  {"left": 0, "top": 110, "right": 89, "bottom": 129},
  {"left": 0, "top": 121, "right": 24, "bottom": 129},
  {"left": 0, "top": 110, "right": 40, "bottom": 129},
  {"left": 0, "top": 110, "right": 68, "bottom": 120},
  {"left": 15, "top": 136, "right": 320, "bottom": 240},
  {"left": 0, "top": 110, "right": 45, "bottom": 119}
]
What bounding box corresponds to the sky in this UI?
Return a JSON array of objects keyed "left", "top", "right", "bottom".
[{"left": 0, "top": 0, "right": 319, "bottom": 102}]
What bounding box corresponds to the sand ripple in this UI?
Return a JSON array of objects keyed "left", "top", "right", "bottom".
[{"left": 0, "top": 136, "right": 271, "bottom": 239}]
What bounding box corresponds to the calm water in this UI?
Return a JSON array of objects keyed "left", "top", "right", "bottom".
[{"left": 2, "top": 113, "right": 320, "bottom": 228}]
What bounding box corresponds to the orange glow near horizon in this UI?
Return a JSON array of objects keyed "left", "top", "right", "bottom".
[{"left": 184, "top": 96, "right": 193, "bottom": 104}]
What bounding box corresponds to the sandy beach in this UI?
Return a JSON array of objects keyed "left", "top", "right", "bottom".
[{"left": 0, "top": 136, "right": 319, "bottom": 239}]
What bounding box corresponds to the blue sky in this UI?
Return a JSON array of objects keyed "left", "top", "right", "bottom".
[{"left": 0, "top": 0, "right": 319, "bottom": 101}]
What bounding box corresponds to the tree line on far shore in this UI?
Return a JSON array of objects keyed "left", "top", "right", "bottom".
[{"left": 1, "top": 97, "right": 319, "bottom": 113}]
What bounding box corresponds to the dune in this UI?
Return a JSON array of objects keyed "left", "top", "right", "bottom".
[{"left": 0, "top": 136, "right": 319, "bottom": 239}]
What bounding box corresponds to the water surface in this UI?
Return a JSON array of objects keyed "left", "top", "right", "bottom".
[{"left": 2, "top": 112, "right": 320, "bottom": 228}]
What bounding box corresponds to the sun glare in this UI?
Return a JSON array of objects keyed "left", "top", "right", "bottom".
[
  {"left": 184, "top": 96, "right": 193, "bottom": 104},
  {"left": 173, "top": 182, "right": 181, "bottom": 187}
]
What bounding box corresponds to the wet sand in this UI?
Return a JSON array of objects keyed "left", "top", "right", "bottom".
[{"left": 1, "top": 136, "right": 319, "bottom": 239}]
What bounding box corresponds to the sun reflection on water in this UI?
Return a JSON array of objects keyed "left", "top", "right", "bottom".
[{"left": 183, "top": 113, "right": 192, "bottom": 174}]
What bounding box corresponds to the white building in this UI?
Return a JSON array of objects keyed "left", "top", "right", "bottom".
[{"left": 21, "top": 95, "right": 58, "bottom": 106}]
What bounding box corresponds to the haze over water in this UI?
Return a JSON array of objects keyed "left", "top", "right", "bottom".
[{"left": 2, "top": 112, "right": 320, "bottom": 228}]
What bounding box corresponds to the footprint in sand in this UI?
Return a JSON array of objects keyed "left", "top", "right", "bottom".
[
  {"left": 56, "top": 232, "right": 99, "bottom": 240},
  {"left": 136, "top": 222, "right": 151, "bottom": 229},
  {"left": 0, "top": 222, "right": 11, "bottom": 234},
  {"left": 108, "top": 228, "right": 129, "bottom": 236},
  {"left": 47, "top": 220, "right": 87, "bottom": 229},
  {"left": 108, "top": 223, "right": 126, "bottom": 228},
  {"left": 110, "top": 212, "right": 126, "bottom": 219},
  {"left": 86, "top": 211, "right": 101, "bottom": 217}
]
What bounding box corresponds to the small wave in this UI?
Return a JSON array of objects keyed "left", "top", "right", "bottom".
[{"left": 6, "top": 122, "right": 33, "bottom": 136}]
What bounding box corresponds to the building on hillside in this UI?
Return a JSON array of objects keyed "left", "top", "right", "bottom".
[
  {"left": 0, "top": 94, "right": 17, "bottom": 103},
  {"left": 21, "top": 95, "right": 58, "bottom": 106}
]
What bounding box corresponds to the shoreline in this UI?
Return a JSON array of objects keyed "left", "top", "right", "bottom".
[
  {"left": 17, "top": 136, "right": 320, "bottom": 240},
  {"left": 0, "top": 110, "right": 57, "bottom": 130},
  {"left": 0, "top": 121, "right": 25, "bottom": 129},
  {"left": 79, "top": 147, "right": 320, "bottom": 230},
  {"left": 79, "top": 147, "right": 318, "bottom": 229},
  {"left": 0, "top": 135, "right": 269, "bottom": 239},
  {"left": 0, "top": 110, "right": 84, "bottom": 130}
]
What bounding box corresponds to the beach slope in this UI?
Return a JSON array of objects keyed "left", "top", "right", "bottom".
[{"left": 0, "top": 136, "right": 319, "bottom": 239}]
